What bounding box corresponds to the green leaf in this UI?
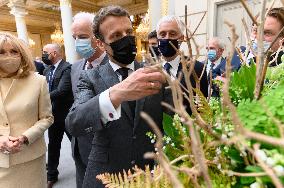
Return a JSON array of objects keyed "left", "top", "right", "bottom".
[
  {"left": 240, "top": 176, "right": 255, "bottom": 185},
  {"left": 227, "top": 147, "right": 244, "bottom": 164},
  {"left": 162, "top": 113, "right": 174, "bottom": 138},
  {"left": 245, "top": 166, "right": 263, "bottom": 172}
]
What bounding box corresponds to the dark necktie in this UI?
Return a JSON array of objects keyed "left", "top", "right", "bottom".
[
  {"left": 48, "top": 65, "right": 55, "bottom": 91},
  {"left": 163, "top": 62, "right": 172, "bottom": 75},
  {"left": 116, "top": 67, "right": 136, "bottom": 118}
]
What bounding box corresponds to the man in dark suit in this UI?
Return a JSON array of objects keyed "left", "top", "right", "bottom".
[
  {"left": 68, "top": 12, "right": 108, "bottom": 188},
  {"left": 42, "top": 43, "right": 73, "bottom": 188},
  {"left": 34, "top": 57, "right": 45, "bottom": 75},
  {"left": 205, "top": 37, "right": 241, "bottom": 97},
  {"left": 156, "top": 15, "right": 208, "bottom": 113},
  {"left": 65, "top": 6, "right": 171, "bottom": 188}
]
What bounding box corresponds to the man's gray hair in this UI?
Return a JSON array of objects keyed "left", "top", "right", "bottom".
[
  {"left": 73, "top": 12, "right": 95, "bottom": 23},
  {"left": 156, "top": 15, "right": 186, "bottom": 35},
  {"left": 210, "top": 37, "right": 225, "bottom": 49},
  {"left": 45, "top": 43, "right": 62, "bottom": 54}
]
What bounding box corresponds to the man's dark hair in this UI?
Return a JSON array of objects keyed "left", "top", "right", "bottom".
[
  {"left": 148, "top": 30, "right": 157, "bottom": 40},
  {"left": 267, "top": 7, "right": 284, "bottom": 36},
  {"left": 93, "top": 5, "right": 130, "bottom": 41}
]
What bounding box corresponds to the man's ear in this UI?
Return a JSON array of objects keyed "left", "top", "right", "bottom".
[{"left": 96, "top": 38, "right": 105, "bottom": 51}]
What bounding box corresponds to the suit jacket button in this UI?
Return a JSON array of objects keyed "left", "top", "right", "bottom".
[
  {"left": 131, "top": 160, "right": 135, "bottom": 165},
  {"left": 109, "top": 113, "right": 114, "bottom": 118},
  {"left": 3, "top": 123, "right": 8, "bottom": 127}
]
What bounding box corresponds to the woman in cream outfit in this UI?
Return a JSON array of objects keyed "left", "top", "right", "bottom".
[{"left": 0, "top": 32, "right": 54, "bottom": 188}]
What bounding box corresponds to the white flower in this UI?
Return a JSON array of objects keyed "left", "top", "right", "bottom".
[
  {"left": 217, "top": 164, "right": 222, "bottom": 170},
  {"left": 221, "top": 134, "right": 228, "bottom": 141},
  {"left": 151, "top": 139, "right": 155, "bottom": 143},
  {"left": 171, "top": 143, "right": 175, "bottom": 147},
  {"left": 228, "top": 131, "right": 234, "bottom": 137},
  {"left": 266, "top": 157, "right": 276, "bottom": 167},
  {"left": 273, "top": 165, "right": 284, "bottom": 176},
  {"left": 250, "top": 182, "right": 261, "bottom": 188},
  {"left": 216, "top": 147, "right": 222, "bottom": 155},
  {"left": 162, "top": 146, "right": 166, "bottom": 150},
  {"left": 215, "top": 122, "right": 221, "bottom": 129},
  {"left": 255, "top": 150, "right": 267, "bottom": 162},
  {"left": 154, "top": 147, "right": 158, "bottom": 151}
]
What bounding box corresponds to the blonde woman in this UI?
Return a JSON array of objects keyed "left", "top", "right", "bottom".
[{"left": 0, "top": 32, "right": 54, "bottom": 188}]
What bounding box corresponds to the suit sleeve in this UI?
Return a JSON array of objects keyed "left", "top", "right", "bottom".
[
  {"left": 65, "top": 71, "right": 104, "bottom": 137},
  {"left": 22, "top": 76, "right": 54, "bottom": 144},
  {"left": 50, "top": 64, "right": 72, "bottom": 101},
  {"left": 196, "top": 62, "right": 208, "bottom": 98}
]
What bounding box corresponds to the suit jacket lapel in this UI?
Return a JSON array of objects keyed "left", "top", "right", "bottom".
[
  {"left": 52, "top": 60, "right": 64, "bottom": 81},
  {"left": 0, "top": 80, "right": 11, "bottom": 123},
  {"left": 98, "top": 62, "right": 133, "bottom": 122},
  {"left": 2, "top": 79, "right": 16, "bottom": 104}
]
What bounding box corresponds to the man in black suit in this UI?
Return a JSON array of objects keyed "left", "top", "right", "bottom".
[
  {"left": 156, "top": 15, "right": 208, "bottom": 113},
  {"left": 34, "top": 57, "right": 45, "bottom": 75},
  {"left": 68, "top": 12, "right": 108, "bottom": 188},
  {"left": 65, "top": 6, "right": 171, "bottom": 188},
  {"left": 42, "top": 43, "right": 73, "bottom": 188}
]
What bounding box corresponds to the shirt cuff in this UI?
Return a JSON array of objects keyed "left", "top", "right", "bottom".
[{"left": 99, "top": 89, "right": 121, "bottom": 124}]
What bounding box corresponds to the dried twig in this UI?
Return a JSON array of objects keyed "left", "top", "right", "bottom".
[
  {"left": 141, "top": 112, "right": 184, "bottom": 188},
  {"left": 254, "top": 0, "right": 267, "bottom": 99},
  {"left": 253, "top": 144, "right": 284, "bottom": 188},
  {"left": 223, "top": 170, "right": 267, "bottom": 177},
  {"left": 184, "top": 5, "right": 193, "bottom": 58},
  {"left": 190, "top": 11, "right": 207, "bottom": 39},
  {"left": 240, "top": 0, "right": 259, "bottom": 26},
  {"left": 187, "top": 120, "right": 212, "bottom": 188},
  {"left": 244, "top": 130, "right": 284, "bottom": 147}
]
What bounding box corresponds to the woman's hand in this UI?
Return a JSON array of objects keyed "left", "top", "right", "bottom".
[
  {"left": 0, "top": 136, "right": 25, "bottom": 154},
  {"left": 0, "top": 136, "right": 18, "bottom": 154}
]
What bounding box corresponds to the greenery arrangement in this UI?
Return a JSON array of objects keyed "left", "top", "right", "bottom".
[{"left": 97, "top": 1, "right": 284, "bottom": 187}]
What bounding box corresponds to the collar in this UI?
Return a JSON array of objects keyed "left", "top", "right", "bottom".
[
  {"left": 162, "top": 55, "right": 180, "bottom": 77},
  {"left": 88, "top": 51, "right": 107, "bottom": 67},
  {"left": 211, "top": 56, "right": 223, "bottom": 68},
  {"left": 53, "top": 59, "right": 62, "bottom": 69},
  {"left": 109, "top": 60, "right": 135, "bottom": 72}
]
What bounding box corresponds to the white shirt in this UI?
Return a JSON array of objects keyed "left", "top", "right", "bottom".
[
  {"left": 51, "top": 59, "right": 62, "bottom": 74},
  {"left": 162, "top": 55, "right": 180, "bottom": 79},
  {"left": 206, "top": 57, "right": 223, "bottom": 76},
  {"left": 84, "top": 52, "right": 107, "bottom": 70},
  {"left": 99, "top": 60, "right": 135, "bottom": 124}
]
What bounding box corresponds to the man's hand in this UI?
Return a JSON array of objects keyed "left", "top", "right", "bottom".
[{"left": 110, "top": 67, "right": 165, "bottom": 108}]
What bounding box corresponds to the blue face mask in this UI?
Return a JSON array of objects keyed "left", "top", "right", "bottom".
[
  {"left": 75, "top": 38, "right": 96, "bottom": 59},
  {"left": 207, "top": 49, "right": 217, "bottom": 62},
  {"left": 251, "top": 41, "right": 271, "bottom": 52}
]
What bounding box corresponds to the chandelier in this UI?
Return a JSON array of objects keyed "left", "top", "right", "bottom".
[
  {"left": 136, "top": 11, "right": 150, "bottom": 41},
  {"left": 28, "top": 37, "right": 35, "bottom": 48},
  {"left": 51, "top": 23, "right": 64, "bottom": 45}
]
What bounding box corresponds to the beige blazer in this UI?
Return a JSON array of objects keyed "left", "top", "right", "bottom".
[{"left": 0, "top": 73, "right": 54, "bottom": 168}]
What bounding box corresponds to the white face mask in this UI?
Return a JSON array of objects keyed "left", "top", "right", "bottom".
[{"left": 0, "top": 56, "right": 21, "bottom": 77}]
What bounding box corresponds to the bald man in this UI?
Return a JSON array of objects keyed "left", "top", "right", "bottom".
[
  {"left": 68, "top": 12, "right": 108, "bottom": 188},
  {"left": 42, "top": 43, "right": 73, "bottom": 188}
]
